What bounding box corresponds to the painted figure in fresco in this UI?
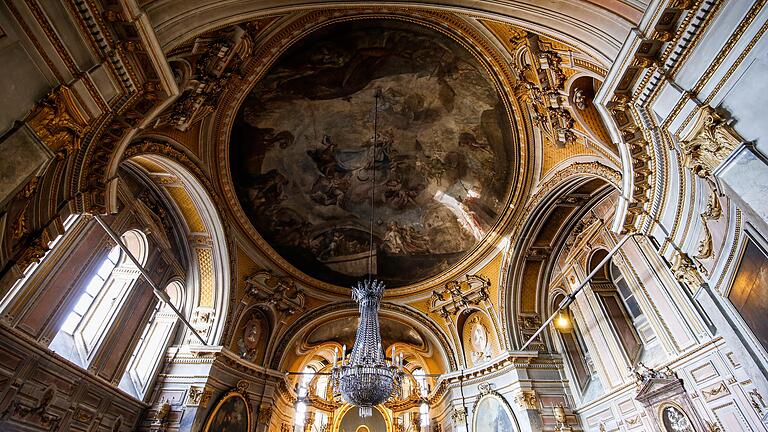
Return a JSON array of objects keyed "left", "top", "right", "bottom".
[
  {"left": 382, "top": 222, "right": 430, "bottom": 255},
  {"left": 245, "top": 169, "right": 288, "bottom": 208},
  {"left": 229, "top": 20, "right": 512, "bottom": 287}
]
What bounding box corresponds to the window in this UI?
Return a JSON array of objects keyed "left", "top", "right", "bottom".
[
  {"left": 554, "top": 294, "right": 590, "bottom": 392},
  {"left": 610, "top": 261, "right": 643, "bottom": 320},
  {"left": 119, "top": 281, "right": 184, "bottom": 399},
  {"left": 589, "top": 250, "right": 642, "bottom": 364},
  {"left": 0, "top": 214, "right": 80, "bottom": 314},
  {"left": 50, "top": 230, "right": 147, "bottom": 367}
]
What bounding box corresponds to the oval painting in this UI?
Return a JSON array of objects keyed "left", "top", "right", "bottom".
[
  {"left": 203, "top": 392, "right": 251, "bottom": 432},
  {"left": 474, "top": 395, "right": 515, "bottom": 432},
  {"left": 661, "top": 405, "right": 695, "bottom": 432},
  {"left": 229, "top": 18, "right": 515, "bottom": 288}
]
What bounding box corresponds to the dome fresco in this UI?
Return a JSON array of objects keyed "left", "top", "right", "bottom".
[{"left": 229, "top": 19, "right": 515, "bottom": 287}]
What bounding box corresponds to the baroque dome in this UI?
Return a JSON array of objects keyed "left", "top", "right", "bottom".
[{"left": 228, "top": 19, "right": 517, "bottom": 288}]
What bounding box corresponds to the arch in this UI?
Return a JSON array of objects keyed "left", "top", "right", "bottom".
[
  {"left": 122, "top": 150, "right": 231, "bottom": 345},
  {"left": 270, "top": 302, "right": 457, "bottom": 371},
  {"left": 143, "top": 1, "right": 637, "bottom": 65},
  {"left": 501, "top": 164, "right": 618, "bottom": 348},
  {"left": 332, "top": 403, "right": 393, "bottom": 432}
]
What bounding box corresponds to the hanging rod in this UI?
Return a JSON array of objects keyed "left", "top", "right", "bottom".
[
  {"left": 93, "top": 214, "right": 208, "bottom": 346},
  {"left": 519, "top": 232, "right": 638, "bottom": 351}
]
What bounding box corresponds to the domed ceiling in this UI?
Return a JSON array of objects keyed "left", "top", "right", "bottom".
[{"left": 229, "top": 19, "right": 515, "bottom": 288}]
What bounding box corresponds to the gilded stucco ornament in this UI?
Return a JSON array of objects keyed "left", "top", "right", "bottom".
[
  {"left": 429, "top": 274, "right": 490, "bottom": 318},
  {"left": 680, "top": 107, "right": 742, "bottom": 178},
  {"left": 513, "top": 389, "right": 539, "bottom": 410},
  {"left": 514, "top": 35, "right": 577, "bottom": 148},
  {"left": 244, "top": 270, "right": 305, "bottom": 316},
  {"left": 695, "top": 214, "right": 713, "bottom": 260},
  {"left": 26, "top": 85, "right": 88, "bottom": 157},
  {"left": 156, "top": 26, "right": 253, "bottom": 131},
  {"left": 671, "top": 251, "right": 705, "bottom": 290}
]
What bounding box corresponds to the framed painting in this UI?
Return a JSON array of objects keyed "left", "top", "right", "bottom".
[
  {"left": 658, "top": 402, "right": 696, "bottom": 432},
  {"left": 202, "top": 388, "right": 252, "bottom": 432},
  {"left": 473, "top": 392, "right": 517, "bottom": 432}
]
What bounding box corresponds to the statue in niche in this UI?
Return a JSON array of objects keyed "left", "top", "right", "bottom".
[
  {"left": 661, "top": 405, "right": 695, "bottom": 432},
  {"left": 469, "top": 316, "right": 490, "bottom": 364}
]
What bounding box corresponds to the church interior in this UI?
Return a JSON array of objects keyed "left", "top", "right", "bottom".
[{"left": 1, "top": 1, "right": 768, "bottom": 431}]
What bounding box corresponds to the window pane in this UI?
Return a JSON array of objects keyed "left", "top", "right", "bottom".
[
  {"left": 625, "top": 296, "right": 643, "bottom": 319},
  {"left": 60, "top": 312, "right": 80, "bottom": 334},
  {"left": 616, "top": 278, "right": 632, "bottom": 299},
  {"left": 610, "top": 261, "right": 623, "bottom": 282},
  {"left": 73, "top": 293, "right": 94, "bottom": 315},
  {"left": 97, "top": 257, "right": 117, "bottom": 279},
  {"left": 85, "top": 276, "right": 104, "bottom": 295},
  {"left": 107, "top": 246, "right": 121, "bottom": 263}
]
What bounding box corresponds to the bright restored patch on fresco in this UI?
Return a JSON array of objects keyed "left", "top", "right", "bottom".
[{"left": 230, "top": 19, "right": 514, "bottom": 287}]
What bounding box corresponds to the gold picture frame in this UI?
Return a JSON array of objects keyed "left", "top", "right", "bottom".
[{"left": 202, "top": 385, "right": 252, "bottom": 432}]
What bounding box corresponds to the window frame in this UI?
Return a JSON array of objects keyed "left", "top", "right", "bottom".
[{"left": 49, "top": 229, "right": 148, "bottom": 368}]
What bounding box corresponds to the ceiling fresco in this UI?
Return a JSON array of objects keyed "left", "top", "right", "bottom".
[{"left": 229, "top": 19, "right": 515, "bottom": 287}]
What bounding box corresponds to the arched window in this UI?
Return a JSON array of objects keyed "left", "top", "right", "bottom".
[
  {"left": 553, "top": 293, "right": 591, "bottom": 392},
  {"left": 49, "top": 230, "right": 148, "bottom": 367},
  {"left": 119, "top": 280, "right": 184, "bottom": 399},
  {"left": 589, "top": 250, "right": 643, "bottom": 364},
  {"left": 0, "top": 213, "right": 81, "bottom": 314}
]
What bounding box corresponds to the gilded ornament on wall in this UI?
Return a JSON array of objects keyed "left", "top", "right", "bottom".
[
  {"left": 680, "top": 107, "right": 742, "bottom": 177},
  {"left": 26, "top": 85, "right": 88, "bottom": 157}
]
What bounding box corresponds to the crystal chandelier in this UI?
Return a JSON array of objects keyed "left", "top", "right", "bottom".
[
  {"left": 328, "top": 91, "right": 404, "bottom": 418},
  {"left": 332, "top": 279, "right": 404, "bottom": 417}
]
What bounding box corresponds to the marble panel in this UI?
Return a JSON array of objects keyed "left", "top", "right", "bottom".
[{"left": 0, "top": 123, "right": 52, "bottom": 208}]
